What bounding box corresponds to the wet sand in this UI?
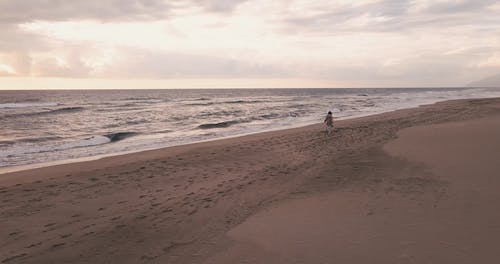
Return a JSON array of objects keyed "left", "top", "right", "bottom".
[{"left": 1, "top": 97, "right": 500, "bottom": 263}]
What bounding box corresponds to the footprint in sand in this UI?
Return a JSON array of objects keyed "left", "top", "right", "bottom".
[
  {"left": 83, "top": 231, "right": 95, "bottom": 236},
  {"left": 44, "top": 223, "right": 57, "bottom": 227},
  {"left": 51, "top": 243, "right": 65, "bottom": 249},
  {"left": 60, "top": 234, "right": 72, "bottom": 239},
  {"left": 187, "top": 207, "right": 198, "bottom": 215},
  {"left": 2, "top": 253, "right": 28, "bottom": 263},
  {"left": 26, "top": 242, "right": 42, "bottom": 248},
  {"left": 8, "top": 231, "right": 20, "bottom": 236},
  {"left": 82, "top": 224, "right": 95, "bottom": 230},
  {"left": 136, "top": 215, "right": 148, "bottom": 220}
]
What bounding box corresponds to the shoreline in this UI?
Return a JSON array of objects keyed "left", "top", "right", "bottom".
[
  {"left": 0, "top": 96, "right": 490, "bottom": 177},
  {"left": 1, "top": 97, "right": 500, "bottom": 263},
  {"left": 0, "top": 110, "right": 389, "bottom": 175},
  {"left": 0, "top": 122, "right": 318, "bottom": 176}
]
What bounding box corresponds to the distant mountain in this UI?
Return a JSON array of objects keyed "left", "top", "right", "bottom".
[{"left": 468, "top": 73, "right": 500, "bottom": 87}]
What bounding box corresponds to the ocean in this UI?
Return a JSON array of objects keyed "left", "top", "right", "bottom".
[{"left": 1, "top": 87, "right": 499, "bottom": 171}]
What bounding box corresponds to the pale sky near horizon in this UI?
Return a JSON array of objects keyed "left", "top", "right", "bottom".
[{"left": 0, "top": 0, "right": 499, "bottom": 89}]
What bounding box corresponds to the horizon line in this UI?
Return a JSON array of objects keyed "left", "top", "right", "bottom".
[{"left": 0, "top": 86, "right": 481, "bottom": 91}]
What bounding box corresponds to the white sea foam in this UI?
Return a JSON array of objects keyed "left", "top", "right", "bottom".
[
  {"left": 0, "top": 136, "right": 111, "bottom": 161},
  {"left": 0, "top": 102, "right": 58, "bottom": 109}
]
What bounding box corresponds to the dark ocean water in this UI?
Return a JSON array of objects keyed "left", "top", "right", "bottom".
[{"left": 1, "top": 87, "right": 499, "bottom": 170}]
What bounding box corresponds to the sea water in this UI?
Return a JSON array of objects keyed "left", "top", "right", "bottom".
[{"left": 1, "top": 87, "right": 499, "bottom": 170}]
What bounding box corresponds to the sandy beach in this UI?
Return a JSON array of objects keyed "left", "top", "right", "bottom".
[{"left": 1, "top": 97, "right": 500, "bottom": 264}]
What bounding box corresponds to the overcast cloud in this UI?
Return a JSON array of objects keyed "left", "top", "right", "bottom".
[
  {"left": 0, "top": 0, "right": 171, "bottom": 23},
  {"left": 0, "top": 0, "right": 499, "bottom": 87}
]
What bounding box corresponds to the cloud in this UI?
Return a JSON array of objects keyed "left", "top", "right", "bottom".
[
  {"left": 96, "top": 48, "right": 285, "bottom": 79},
  {"left": 32, "top": 53, "right": 92, "bottom": 78},
  {"left": 422, "top": 0, "right": 498, "bottom": 14},
  {"left": 194, "top": 0, "right": 249, "bottom": 13},
  {"left": 468, "top": 72, "right": 500, "bottom": 87},
  {"left": 0, "top": 0, "right": 499, "bottom": 87},
  {"left": 298, "top": 44, "right": 500, "bottom": 87},
  {"left": 0, "top": 0, "right": 249, "bottom": 24},
  {"left": 0, "top": 24, "right": 52, "bottom": 52},
  {"left": 0, "top": 45, "right": 34, "bottom": 76},
  {"left": 0, "top": 0, "right": 172, "bottom": 23},
  {"left": 0, "top": 63, "right": 16, "bottom": 76},
  {"left": 9, "top": 46, "right": 285, "bottom": 79},
  {"left": 280, "top": 0, "right": 500, "bottom": 33}
]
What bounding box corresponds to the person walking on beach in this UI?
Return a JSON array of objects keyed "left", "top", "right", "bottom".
[{"left": 324, "top": 111, "right": 334, "bottom": 136}]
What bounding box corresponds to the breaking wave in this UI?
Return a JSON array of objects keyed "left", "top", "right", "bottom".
[
  {"left": 198, "top": 120, "right": 241, "bottom": 129},
  {"left": 2, "top": 107, "right": 84, "bottom": 119},
  {"left": 104, "top": 132, "right": 139, "bottom": 142},
  {"left": 187, "top": 99, "right": 263, "bottom": 106}
]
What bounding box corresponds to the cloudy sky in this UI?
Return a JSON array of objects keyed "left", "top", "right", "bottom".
[{"left": 0, "top": 0, "right": 499, "bottom": 89}]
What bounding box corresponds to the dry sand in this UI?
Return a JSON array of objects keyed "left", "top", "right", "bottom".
[{"left": 1, "top": 97, "right": 500, "bottom": 264}]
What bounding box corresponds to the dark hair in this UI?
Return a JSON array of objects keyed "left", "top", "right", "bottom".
[{"left": 328, "top": 111, "right": 332, "bottom": 114}]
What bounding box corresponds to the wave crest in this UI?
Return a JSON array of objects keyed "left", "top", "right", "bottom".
[
  {"left": 104, "top": 132, "right": 139, "bottom": 142},
  {"left": 198, "top": 120, "right": 240, "bottom": 129}
]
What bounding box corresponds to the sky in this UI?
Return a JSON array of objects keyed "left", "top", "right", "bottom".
[{"left": 0, "top": 0, "right": 499, "bottom": 89}]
